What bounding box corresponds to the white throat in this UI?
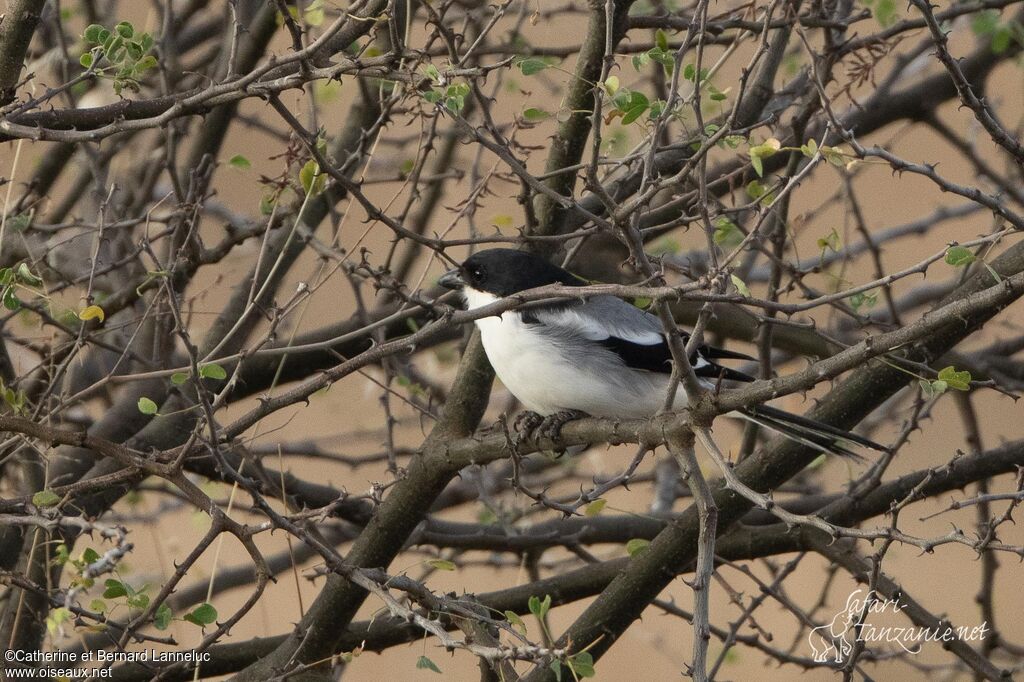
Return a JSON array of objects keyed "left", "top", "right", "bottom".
[{"left": 462, "top": 287, "right": 499, "bottom": 311}]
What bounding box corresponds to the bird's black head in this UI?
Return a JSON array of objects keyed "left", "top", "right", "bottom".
[{"left": 438, "top": 249, "right": 583, "bottom": 297}]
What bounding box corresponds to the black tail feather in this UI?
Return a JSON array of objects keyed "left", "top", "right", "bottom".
[{"left": 735, "top": 404, "right": 887, "bottom": 460}]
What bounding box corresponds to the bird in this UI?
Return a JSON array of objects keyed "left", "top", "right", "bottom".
[{"left": 438, "top": 248, "right": 886, "bottom": 459}]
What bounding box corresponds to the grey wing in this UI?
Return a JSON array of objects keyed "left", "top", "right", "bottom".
[
  {"left": 531, "top": 295, "right": 665, "bottom": 344},
  {"left": 528, "top": 296, "right": 755, "bottom": 380}
]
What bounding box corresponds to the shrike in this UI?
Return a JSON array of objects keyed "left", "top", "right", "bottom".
[{"left": 439, "top": 248, "right": 883, "bottom": 458}]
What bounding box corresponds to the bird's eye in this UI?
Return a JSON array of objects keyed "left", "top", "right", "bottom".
[{"left": 471, "top": 267, "right": 483, "bottom": 279}]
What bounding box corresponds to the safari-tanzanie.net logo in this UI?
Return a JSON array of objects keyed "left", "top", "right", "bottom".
[{"left": 808, "top": 589, "right": 990, "bottom": 663}]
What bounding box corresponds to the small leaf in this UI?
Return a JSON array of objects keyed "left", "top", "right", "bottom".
[
  {"left": 416, "top": 655, "right": 442, "bottom": 673},
  {"left": 550, "top": 660, "right": 563, "bottom": 682},
  {"left": 944, "top": 245, "right": 976, "bottom": 267},
  {"left": 199, "top": 363, "right": 227, "bottom": 381},
  {"left": 170, "top": 372, "right": 189, "bottom": 386},
  {"left": 115, "top": 21, "right": 134, "bottom": 38},
  {"left": 626, "top": 538, "right": 650, "bottom": 556},
  {"left": 517, "top": 57, "right": 549, "bottom": 75},
  {"left": 937, "top": 366, "right": 972, "bottom": 391},
  {"left": 920, "top": 379, "right": 947, "bottom": 397},
  {"left": 90, "top": 599, "right": 107, "bottom": 613},
  {"left": 299, "top": 160, "right": 324, "bottom": 196},
  {"left": 84, "top": 24, "right": 104, "bottom": 43},
  {"left": 427, "top": 559, "right": 456, "bottom": 571},
  {"left": 32, "top": 490, "right": 61, "bottom": 508},
  {"left": 505, "top": 610, "right": 527, "bottom": 635},
  {"left": 228, "top": 154, "right": 251, "bottom": 170},
  {"left": 731, "top": 274, "right": 751, "bottom": 297},
  {"left": 46, "top": 607, "right": 72, "bottom": 634},
  {"left": 137, "top": 397, "right": 158, "bottom": 415},
  {"left": 569, "top": 651, "right": 596, "bottom": 678},
  {"left": 523, "top": 107, "right": 550, "bottom": 121},
  {"left": 528, "top": 594, "right": 551, "bottom": 619},
  {"left": 184, "top": 602, "right": 217, "bottom": 626},
  {"left": 154, "top": 603, "right": 172, "bottom": 630},
  {"left": 585, "top": 499, "right": 607, "bottom": 516},
  {"left": 3, "top": 287, "right": 20, "bottom": 311},
  {"left": 15, "top": 263, "right": 42, "bottom": 286},
  {"left": 655, "top": 28, "right": 669, "bottom": 51},
  {"left": 603, "top": 75, "right": 620, "bottom": 95},
  {"left": 80, "top": 52, "right": 94, "bottom": 68},
  {"left": 103, "top": 579, "right": 128, "bottom": 599},
  {"left": 750, "top": 154, "right": 764, "bottom": 177},
  {"left": 79, "top": 304, "right": 106, "bottom": 323}
]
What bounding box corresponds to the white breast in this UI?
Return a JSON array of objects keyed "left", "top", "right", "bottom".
[{"left": 463, "top": 288, "right": 683, "bottom": 417}]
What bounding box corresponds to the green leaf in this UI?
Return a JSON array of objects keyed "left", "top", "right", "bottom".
[
  {"left": 585, "top": 499, "right": 607, "bottom": 516},
  {"left": 80, "top": 52, "right": 94, "bottom": 68},
  {"left": 632, "top": 52, "right": 651, "bottom": 70},
  {"left": 713, "top": 217, "right": 743, "bottom": 249},
  {"left": 626, "top": 538, "right": 650, "bottom": 556},
  {"left": 874, "top": 0, "right": 897, "bottom": 27},
  {"left": 569, "top": 651, "right": 596, "bottom": 678},
  {"left": 731, "top": 274, "right": 751, "bottom": 297},
  {"left": 135, "top": 54, "right": 158, "bottom": 73},
  {"left": 32, "top": 490, "right": 61, "bottom": 508},
  {"left": 550, "top": 660, "right": 563, "bottom": 682},
  {"left": 228, "top": 154, "right": 251, "bottom": 170},
  {"left": 528, "top": 594, "right": 551, "bottom": 619},
  {"left": 82, "top": 548, "right": 100, "bottom": 564},
  {"left": 184, "top": 602, "right": 217, "bottom": 626},
  {"left": 305, "top": 4, "right": 325, "bottom": 26},
  {"left": 16, "top": 263, "right": 42, "bottom": 286},
  {"left": 944, "top": 245, "right": 976, "bottom": 267},
  {"left": 973, "top": 10, "right": 1000, "bottom": 36},
  {"left": 655, "top": 28, "right": 669, "bottom": 51},
  {"left": 937, "top": 366, "right": 972, "bottom": 391},
  {"left": 603, "top": 75, "right": 620, "bottom": 96},
  {"left": 505, "top": 610, "right": 527, "bottom": 635},
  {"left": 299, "top": 160, "right": 325, "bottom": 196},
  {"left": 170, "top": 372, "right": 189, "bottom": 386},
  {"left": 90, "top": 599, "right": 107, "bottom": 613},
  {"left": 199, "top": 363, "right": 227, "bottom": 381},
  {"left": 523, "top": 107, "right": 550, "bottom": 121},
  {"left": 103, "top": 579, "right": 128, "bottom": 599},
  {"left": 46, "top": 607, "right": 71, "bottom": 634},
  {"left": 416, "top": 655, "right": 442, "bottom": 673},
  {"left": 423, "top": 64, "right": 440, "bottom": 81},
  {"left": 920, "top": 379, "right": 947, "bottom": 397},
  {"left": 84, "top": 24, "right": 105, "bottom": 43},
  {"left": 517, "top": 57, "right": 549, "bottom": 75},
  {"left": 620, "top": 91, "right": 650, "bottom": 124},
  {"left": 848, "top": 290, "right": 878, "bottom": 313},
  {"left": 3, "top": 287, "right": 20, "bottom": 311},
  {"left": 750, "top": 154, "right": 764, "bottom": 177},
  {"left": 817, "top": 228, "right": 840, "bottom": 253},
  {"left": 137, "top": 397, "right": 158, "bottom": 415},
  {"left": 115, "top": 21, "right": 134, "bottom": 38},
  {"left": 427, "top": 559, "right": 456, "bottom": 571},
  {"left": 154, "top": 603, "right": 172, "bottom": 630}
]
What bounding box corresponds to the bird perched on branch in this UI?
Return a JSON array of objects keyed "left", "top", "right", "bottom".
[{"left": 439, "top": 248, "right": 885, "bottom": 459}]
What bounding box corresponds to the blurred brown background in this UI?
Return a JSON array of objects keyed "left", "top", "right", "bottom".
[{"left": 7, "top": 0, "right": 1024, "bottom": 679}]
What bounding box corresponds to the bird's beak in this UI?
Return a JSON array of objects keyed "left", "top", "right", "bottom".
[{"left": 438, "top": 268, "right": 465, "bottom": 290}]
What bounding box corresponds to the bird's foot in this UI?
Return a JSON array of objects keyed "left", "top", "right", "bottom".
[
  {"left": 512, "top": 411, "right": 544, "bottom": 446},
  {"left": 536, "top": 409, "right": 588, "bottom": 441}
]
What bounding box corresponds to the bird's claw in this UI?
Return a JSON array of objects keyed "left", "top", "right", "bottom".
[
  {"left": 537, "top": 409, "right": 588, "bottom": 441},
  {"left": 512, "top": 409, "right": 588, "bottom": 446},
  {"left": 512, "top": 411, "right": 544, "bottom": 446}
]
